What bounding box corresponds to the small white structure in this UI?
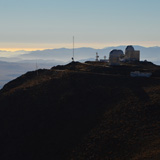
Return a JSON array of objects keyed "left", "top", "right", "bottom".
[
  {"left": 125, "top": 46, "right": 140, "bottom": 61},
  {"left": 130, "top": 71, "right": 152, "bottom": 77},
  {"left": 109, "top": 49, "right": 124, "bottom": 65}
]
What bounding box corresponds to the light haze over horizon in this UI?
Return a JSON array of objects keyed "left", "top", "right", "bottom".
[{"left": 0, "top": 0, "right": 160, "bottom": 51}]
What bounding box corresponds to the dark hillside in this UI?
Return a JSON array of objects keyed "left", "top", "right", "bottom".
[{"left": 1, "top": 62, "right": 160, "bottom": 159}]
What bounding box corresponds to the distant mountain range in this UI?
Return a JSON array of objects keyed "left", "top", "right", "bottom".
[
  {"left": 0, "top": 45, "right": 160, "bottom": 88},
  {"left": 18, "top": 46, "right": 160, "bottom": 64},
  {"left": 1, "top": 45, "right": 160, "bottom": 63}
]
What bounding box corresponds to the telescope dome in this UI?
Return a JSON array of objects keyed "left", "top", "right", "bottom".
[{"left": 125, "top": 45, "right": 134, "bottom": 52}]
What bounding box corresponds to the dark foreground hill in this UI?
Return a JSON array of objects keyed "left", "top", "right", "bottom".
[{"left": 1, "top": 61, "right": 160, "bottom": 160}]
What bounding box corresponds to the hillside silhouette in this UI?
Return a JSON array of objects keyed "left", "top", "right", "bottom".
[{"left": 1, "top": 61, "right": 160, "bottom": 159}]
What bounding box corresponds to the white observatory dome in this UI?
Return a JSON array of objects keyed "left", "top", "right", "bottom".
[
  {"left": 125, "top": 45, "right": 134, "bottom": 52},
  {"left": 110, "top": 49, "right": 124, "bottom": 57},
  {"left": 109, "top": 49, "right": 124, "bottom": 65}
]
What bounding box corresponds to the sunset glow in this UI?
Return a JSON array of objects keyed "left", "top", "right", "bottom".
[
  {"left": 0, "top": 0, "right": 159, "bottom": 52},
  {"left": 1, "top": 41, "right": 160, "bottom": 52}
]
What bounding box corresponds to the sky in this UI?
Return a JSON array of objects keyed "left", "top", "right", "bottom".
[{"left": 0, "top": 0, "right": 160, "bottom": 51}]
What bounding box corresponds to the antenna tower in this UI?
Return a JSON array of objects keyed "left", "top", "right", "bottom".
[
  {"left": 96, "top": 52, "right": 99, "bottom": 61},
  {"left": 72, "top": 36, "right": 74, "bottom": 62}
]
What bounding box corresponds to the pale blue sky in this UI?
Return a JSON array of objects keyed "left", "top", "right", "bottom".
[{"left": 0, "top": 0, "right": 160, "bottom": 50}]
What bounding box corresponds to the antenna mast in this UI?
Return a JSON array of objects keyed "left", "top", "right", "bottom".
[
  {"left": 72, "top": 36, "right": 74, "bottom": 62},
  {"left": 96, "top": 52, "right": 99, "bottom": 61}
]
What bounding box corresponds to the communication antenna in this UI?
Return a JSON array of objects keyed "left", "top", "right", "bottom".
[
  {"left": 96, "top": 52, "right": 99, "bottom": 61},
  {"left": 72, "top": 36, "right": 75, "bottom": 62}
]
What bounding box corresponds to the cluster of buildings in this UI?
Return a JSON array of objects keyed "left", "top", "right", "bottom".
[
  {"left": 94, "top": 46, "right": 152, "bottom": 77},
  {"left": 97, "top": 45, "right": 140, "bottom": 65},
  {"left": 109, "top": 45, "right": 140, "bottom": 65}
]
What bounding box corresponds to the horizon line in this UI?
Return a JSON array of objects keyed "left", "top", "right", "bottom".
[{"left": 0, "top": 45, "right": 160, "bottom": 52}]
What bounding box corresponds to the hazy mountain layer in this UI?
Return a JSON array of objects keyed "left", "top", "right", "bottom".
[
  {"left": 0, "top": 60, "right": 64, "bottom": 88},
  {"left": 19, "top": 46, "right": 160, "bottom": 64}
]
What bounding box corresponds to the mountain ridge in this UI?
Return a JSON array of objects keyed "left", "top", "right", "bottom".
[
  {"left": 1, "top": 61, "right": 160, "bottom": 159},
  {"left": 1, "top": 45, "right": 160, "bottom": 90}
]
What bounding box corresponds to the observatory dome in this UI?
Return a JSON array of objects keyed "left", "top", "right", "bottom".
[
  {"left": 110, "top": 49, "right": 124, "bottom": 57},
  {"left": 125, "top": 46, "right": 134, "bottom": 52},
  {"left": 109, "top": 49, "right": 124, "bottom": 65}
]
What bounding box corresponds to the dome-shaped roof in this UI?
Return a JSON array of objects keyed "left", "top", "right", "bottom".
[
  {"left": 110, "top": 49, "right": 124, "bottom": 57},
  {"left": 125, "top": 45, "right": 134, "bottom": 52}
]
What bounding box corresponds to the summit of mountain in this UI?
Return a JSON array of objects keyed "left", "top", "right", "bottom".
[{"left": 1, "top": 61, "right": 160, "bottom": 159}]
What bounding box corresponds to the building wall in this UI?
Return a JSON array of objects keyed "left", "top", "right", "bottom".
[
  {"left": 134, "top": 51, "right": 140, "bottom": 61},
  {"left": 125, "top": 50, "right": 140, "bottom": 61},
  {"left": 109, "top": 56, "right": 120, "bottom": 65}
]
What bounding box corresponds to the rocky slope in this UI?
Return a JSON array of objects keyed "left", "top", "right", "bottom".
[{"left": 1, "top": 61, "right": 160, "bottom": 160}]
